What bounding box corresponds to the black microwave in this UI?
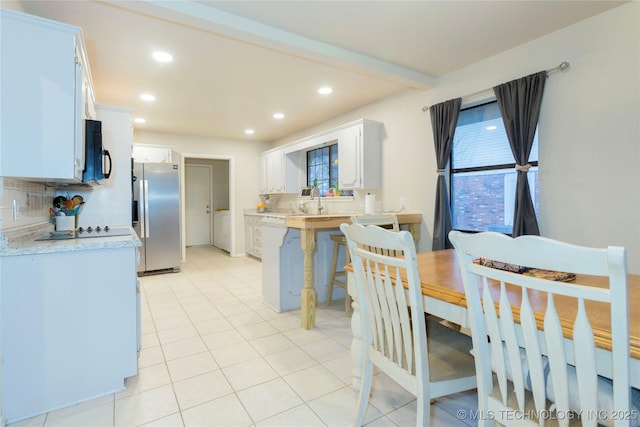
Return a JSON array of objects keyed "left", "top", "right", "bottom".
[{"left": 82, "top": 119, "right": 111, "bottom": 186}]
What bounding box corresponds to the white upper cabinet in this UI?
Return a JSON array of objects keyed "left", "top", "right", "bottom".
[
  {"left": 0, "top": 10, "right": 95, "bottom": 183},
  {"left": 258, "top": 153, "right": 269, "bottom": 194},
  {"left": 259, "top": 149, "right": 298, "bottom": 194},
  {"left": 258, "top": 118, "right": 381, "bottom": 194},
  {"left": 267, "top": 150, "right": 285, "bottom": 193},
  {"left": 338, "top": 119, "right": 382, "bottom": 190},
  {"left": 80, "top": 47, "right": 97, "bottom": 121},
  {"left": 132, "top": 144, "right": 173, "bottom": 163}
]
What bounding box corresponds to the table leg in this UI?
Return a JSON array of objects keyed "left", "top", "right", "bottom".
[
  {"left": 347, "top": 270, "right": 363, "bottom": 391},
  {"left": 406, "top": 223, "right": 420, "bottom": 248},
  {"left": 300, "top": 229, "right": 317, "bottom": 330}
]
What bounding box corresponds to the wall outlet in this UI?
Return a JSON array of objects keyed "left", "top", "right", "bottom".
[{"left": 400, "top": 197, "right": 405, "bottom": 210}]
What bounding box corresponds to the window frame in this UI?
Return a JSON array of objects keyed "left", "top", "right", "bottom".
[
  {"left": 306, "top": 143, "right": 339, "bottom": 196},
  {"left": 449, "top": 100, "right": 539, "bottom": 235}
]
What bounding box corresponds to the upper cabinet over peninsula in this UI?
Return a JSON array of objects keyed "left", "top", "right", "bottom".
[
  {"left": 337, "top": 119, "right": 381, "bottom": 190},
  {"left": 0, "top": 9, "right": 96, "bottom": 183},
  {"left": 258, "top": 119, "right": 382, "bottom": 194}
]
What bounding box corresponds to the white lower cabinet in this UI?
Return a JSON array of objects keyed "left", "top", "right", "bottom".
[
  {"left": 253, "top": 226, "right": 263, "bottom": 258},
  {"left": 245, "top": 216, "right": 255, "bottom": 256},
  {"left": 0, "top": 247, "right": 138, "bottom": 423},
  {"left": 244, "top": 215, "right": 262, "bottom": 259}
]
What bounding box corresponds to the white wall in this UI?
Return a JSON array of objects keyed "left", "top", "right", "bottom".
[
  {"left": 66, "top": 105, "right": 133, "bottom": 228},
  {"left": 185, "top": 158, "right": 230, "bottom": 210},
  {"left": 272, "top": 3, "right": 640, "bottom": 273},
  {"left": 134, "top": 131, "right": 271, "bottom": 257}
]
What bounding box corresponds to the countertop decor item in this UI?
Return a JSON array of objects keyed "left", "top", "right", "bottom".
[
  {"left": 55, "top": 216, "right": 75, "bottom": 231},
  {"left": 52, "top": 195, "right": 84, "bottom": 217}
]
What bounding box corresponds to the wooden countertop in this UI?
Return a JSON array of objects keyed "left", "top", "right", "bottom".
[{"left": 286, "top": 212, "right": 422, "bottom": 230}]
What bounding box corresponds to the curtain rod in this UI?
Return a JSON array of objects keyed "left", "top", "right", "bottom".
[{"left": 421, "top": 61, "right": 570, "bottom": 112}]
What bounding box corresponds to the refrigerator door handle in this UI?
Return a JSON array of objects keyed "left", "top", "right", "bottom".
[
  {"left": 138, "top": 179, "right": 145, "bottom": 238},
  {"left": 143, "top": 179, "right": 150, "bottom": 238}
]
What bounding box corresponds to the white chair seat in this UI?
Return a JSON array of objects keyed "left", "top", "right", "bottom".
[{"left": 426, "top": 321, "right": 476, "bottom": 384}]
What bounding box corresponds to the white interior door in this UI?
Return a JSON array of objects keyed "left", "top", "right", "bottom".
[{"left": 185, "top": 164, "right": 212, "bottom": 246}]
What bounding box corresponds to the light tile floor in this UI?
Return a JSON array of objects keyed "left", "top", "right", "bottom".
[{"left": 8, "top": 245, "right": 478, "bottom": 427}]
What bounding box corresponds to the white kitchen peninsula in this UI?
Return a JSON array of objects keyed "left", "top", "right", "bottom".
[
  {"left": 259, "top": 214, "right": 340, "bottom": 312},
  {"left": 0, "top": 228, "right": 141, "bottom": 423},
  {"left": 286, "top": 212, "right": 422, "bottom": 329}
]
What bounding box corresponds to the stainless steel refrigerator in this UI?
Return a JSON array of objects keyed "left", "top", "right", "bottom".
[{"left": 133, "top": 162, "right": 181, "bottom": 274}]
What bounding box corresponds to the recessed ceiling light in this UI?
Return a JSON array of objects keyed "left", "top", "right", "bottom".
[
  {"left": 133, "top": 118, "right": 146, "bottom": 124},
  {"left": 245, "top": 129, "right": 255, "bottom": 135},
  {"left": 318, "top": 86, "right": 333, "bottom": 95},
  {"left": 140, "top": 93, "right": 156, "bottom": 102},
  {"left": 273, "top": 113, "right": 285, "bottom": 120},
  {"left": 486, "top": 125, "right": 497, "bottom": 131},
  {"left": 152, "top": 51, "right": 173, "bottom": 63}
]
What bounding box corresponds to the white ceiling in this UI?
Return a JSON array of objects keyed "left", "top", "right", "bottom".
[{"left": 3, "top": 0, "right": 625, "bottom": 142}]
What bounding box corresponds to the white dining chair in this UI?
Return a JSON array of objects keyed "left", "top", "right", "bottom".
[
  {"left": 327, "top": 214, "right": 401, "bottom": 315},
  {"left": 449, "top": 230, "right": 634, "bottom": 427},
  {"left": 350, "top": 214, "right": 402, "bottom": 258},
  {"left": 350, "top": 213, "right": 400, "bottom": 231},
  {"left": 341, "top": 223, "right": 477, "bottom": 426}
]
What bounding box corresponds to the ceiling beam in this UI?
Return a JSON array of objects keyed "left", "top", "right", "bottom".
[{"left": 107, "top": 0, "right": 436, "bottom": 89}]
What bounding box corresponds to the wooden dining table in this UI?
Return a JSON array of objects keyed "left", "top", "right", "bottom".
[{"left": 346, "top": 249, "right": 640, "bottom": 390}]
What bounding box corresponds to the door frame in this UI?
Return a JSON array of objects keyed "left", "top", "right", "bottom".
[
  {"left": 180, "top": 153, "right": 234, "bottom": 261},
  {"left": 185, "top": 163, "right": 213, "bottom": 247}
]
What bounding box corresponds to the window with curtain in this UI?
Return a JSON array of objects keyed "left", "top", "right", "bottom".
[{"left": 450, "top": 101, "right": 539, "bottom": 234}]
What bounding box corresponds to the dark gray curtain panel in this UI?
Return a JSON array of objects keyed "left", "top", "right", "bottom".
[
  {"left": 494, "top": 71, "right": 547, "bottom": 237},
  {"left": 429, "top": 98, "right": 461, "bottom": 250}
]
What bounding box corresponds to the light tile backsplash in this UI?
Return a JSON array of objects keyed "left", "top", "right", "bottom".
[
  {"left": 260, "top": 190, "right": 394, "bottom": 216},
  {"left": 0, "top": 177, "right": 55, "bottom": 232}
]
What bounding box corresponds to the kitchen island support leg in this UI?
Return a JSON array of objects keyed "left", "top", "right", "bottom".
[
  {"left": 300, "top": 229, "right": 317, "bottom": 329},
  {"left": 407, "top": 223, "right": 420, "bottom": 248}
]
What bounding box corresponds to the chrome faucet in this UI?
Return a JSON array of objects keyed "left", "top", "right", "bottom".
[
  {"left": 297, "top": 200, "right": 308, "bottom": 214},
  {"left": 311, "top": 186, "right": 323, "bottom": 215}
]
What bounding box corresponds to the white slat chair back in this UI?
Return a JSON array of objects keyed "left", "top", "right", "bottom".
[
  {"left": 350, "top": 213, "right": 400, "bottom": 231},
  {"left": 342, "top": 223, "right": 476, "bottom": 426},
  {"left": 350, "top": 214, "right": 401, "bottom": 257},
  {"left": 449, "top": 231, "right": 630, "bottom": 427}
]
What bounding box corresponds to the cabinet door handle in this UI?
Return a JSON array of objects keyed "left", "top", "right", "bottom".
[
  {"left": 103, "top": 149, "right": 112, "bottom": 178},
  {"left": 84, "top": 82, "right": 90, "bottom": 118}
]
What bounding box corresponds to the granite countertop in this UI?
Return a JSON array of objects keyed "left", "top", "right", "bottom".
[
  {"left": 0, "top": 223, "right": 142, "bottom": 256},
  {"left": 243, "top": 210, "right": 291, "bottom": 218}
]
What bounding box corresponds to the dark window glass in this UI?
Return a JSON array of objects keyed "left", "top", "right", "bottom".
[
  {"left": 306, "top": 143, "right": 349, "bottom": 196},
  {"left": 451, "top": 101, "right": 538, "bottom": 234}
]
